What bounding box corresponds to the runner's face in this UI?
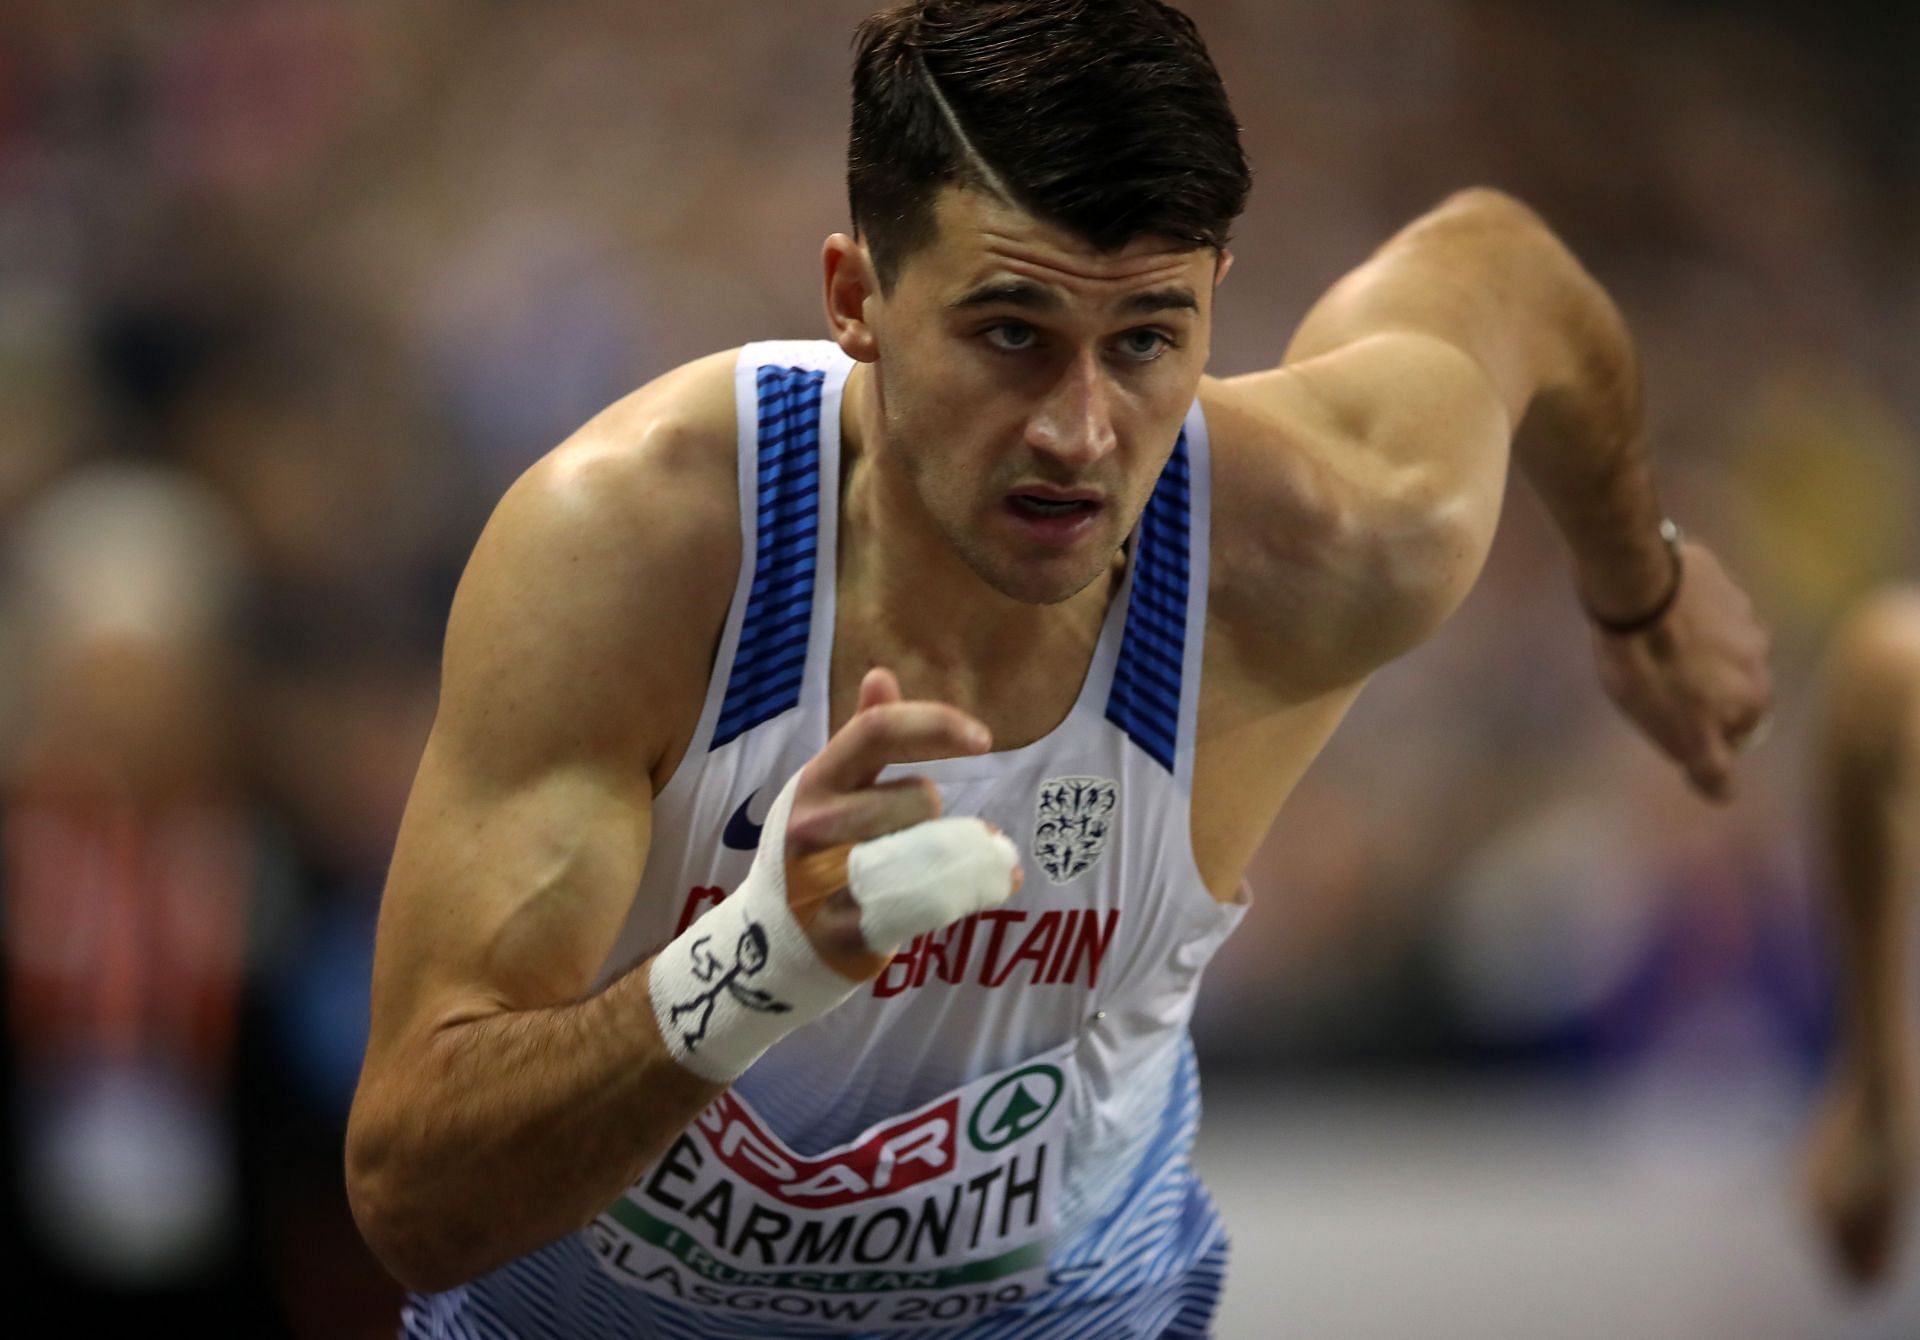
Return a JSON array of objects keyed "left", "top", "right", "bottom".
[{"left": 869, "top": 189, "right": 1221, "bottom": 605}]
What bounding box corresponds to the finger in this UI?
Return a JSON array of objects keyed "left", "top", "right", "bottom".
[
  {"left": 1729, "top": 707, "right": 1774, "bottom": 755},
  {"left": 806, "top": 701, "right": 991, "bottom": 793},
  {"left": 1722, "top": 696, "right": 1768, "bottom": 752},
  {"left": 1723, "top": 696, "right": 1768, "bottom": 740},
  {"left": 1685, "top": 727, "right": 1738, "bottom": 803},
  {"left": 787, "top": 777, "right": 942, "bottom": 851},
  {"left": 856, "top": 666, "right": 902, "bottom": 714},
  {"left": 979, "top": 821, "right": 1025, "bottom": 893}
]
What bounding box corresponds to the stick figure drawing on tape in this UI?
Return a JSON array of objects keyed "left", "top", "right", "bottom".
[{"left": 666, "top": 922, "right": 791, "bottom": 1051}]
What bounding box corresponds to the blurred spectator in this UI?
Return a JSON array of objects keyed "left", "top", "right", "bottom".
[{"left": 1, "top": 465, "right": 277, "bottom": 1322}]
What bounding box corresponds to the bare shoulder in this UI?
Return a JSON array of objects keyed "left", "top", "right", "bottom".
[
  {"left": 1197, "top": 336, "right": 1511, "bottom": 696},
  {"left": 438, "top": 348, "right": 744, "bottom": 786}
]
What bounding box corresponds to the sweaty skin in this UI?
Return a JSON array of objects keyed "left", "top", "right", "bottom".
[{"left": 346, "top": 185, "right": 1773, "bottom": 1291}]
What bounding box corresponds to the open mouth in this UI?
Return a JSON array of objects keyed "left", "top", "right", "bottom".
[
  {"left": 1003, "top": 492, "right": 1104, "bottom": 546},
  {"left": 1009, "top": 495, "right": 1100, "bottom": 518}
]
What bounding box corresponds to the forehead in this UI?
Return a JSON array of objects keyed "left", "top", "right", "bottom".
[{"left": 903, "top": 186, "right": 1215, "bottom": 304}]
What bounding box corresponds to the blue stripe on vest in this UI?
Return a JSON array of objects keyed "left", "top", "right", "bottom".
[
  {"left": 711, "top": 365, "right": 827, "bottom": 751},
  {"left": 1105, "top": 431, "right": 1192, "bottom": 772}
]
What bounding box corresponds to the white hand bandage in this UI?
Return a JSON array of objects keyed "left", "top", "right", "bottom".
[
  {"left": 648, "top": 771, "right": 1019, "bottom": 1082},
  {"left": 849, "top": 818, "right": 1019, "bottom": 955}
]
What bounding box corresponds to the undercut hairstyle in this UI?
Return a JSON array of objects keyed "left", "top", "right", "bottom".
[{"left": 848, "top": 0, "right": 1252, "bottom": 290}]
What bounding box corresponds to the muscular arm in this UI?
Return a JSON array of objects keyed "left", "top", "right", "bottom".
[
  {"left": 1282, "top": 187, "right": 1668, "bottom": 626},
  {"left": 344, "top": 355, "right": 1010, "bottom": 1293},
  {"left": 345, "top": 360, "right": 740, "bottom": 1292},
  {"left": 1819, "top": 591, "right": 1920, "bottom": 1096},
  {"left": 1803, "top": 587, "right": 1920, "bottom": 1285},
  {"left": 1214, "top": 188, "right": 1768, "bottom": 792}
]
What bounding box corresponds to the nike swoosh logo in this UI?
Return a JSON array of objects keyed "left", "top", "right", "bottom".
[{"left": 722, "top": 789, "right": 766, "bottom": 851}]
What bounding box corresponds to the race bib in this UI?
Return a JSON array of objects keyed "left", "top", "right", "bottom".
[{"left": 589, "top": 1044, "right": 1075, "bottom": 1331}]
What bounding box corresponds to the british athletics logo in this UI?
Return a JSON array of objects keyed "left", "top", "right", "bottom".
[{"left": 1034, "top": 776, "right": 1116, "bottom": 884}]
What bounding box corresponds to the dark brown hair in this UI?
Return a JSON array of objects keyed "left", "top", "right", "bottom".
[{"left": 848, "top": 0, "right": 1252, "bottom": 289}]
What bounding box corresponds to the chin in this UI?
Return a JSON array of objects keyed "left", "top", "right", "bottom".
[
  {"left": 942, "top": 505, "right": 1127, "bottom": 605},
  {"left": 973, "top": 549, "right": 1116, "bottom": 606}
]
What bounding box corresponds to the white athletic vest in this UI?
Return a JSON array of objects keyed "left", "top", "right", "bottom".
[{"left": 405, "top": 342, "right": 1247, "bottom": 1340}]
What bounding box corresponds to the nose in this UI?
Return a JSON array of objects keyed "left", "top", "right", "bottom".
[{"left": 1025, "top": 347, "right": 1117, "bottom": 469}]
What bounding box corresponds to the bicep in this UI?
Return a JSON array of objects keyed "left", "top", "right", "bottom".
[
  {"left": 1282, "top": 188, "right": 1575, "bottom": 428},
  {"left": 363, "top": 435, "right": 732, "bottom": 1066},
  {"left": 1219, "top": 332, "right": 1513, "bottom": 664}
]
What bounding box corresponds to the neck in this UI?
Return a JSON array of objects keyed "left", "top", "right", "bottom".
[{"left": 836, "top": 361, "right": 1119, "bottom": 681}]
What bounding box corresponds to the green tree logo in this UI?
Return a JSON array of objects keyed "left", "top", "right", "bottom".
[{"left": 968, "top": 1065, "right": 1064, "bottom": 1151}]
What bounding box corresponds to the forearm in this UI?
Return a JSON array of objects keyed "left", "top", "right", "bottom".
[
  {"left": 349, "top": 737, "right": 1017, "bottom": 1293},
  {"left": 1825, "top": 758, "right": 1916, "bottom": 1090},
  {"left": 347, "top": 958, "right": 721, "bottom": 1293},
  {"left": 1503, "top": 253, "right": 1668, "bottom": 627}
]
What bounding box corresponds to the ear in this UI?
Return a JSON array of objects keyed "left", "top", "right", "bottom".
[
  {"left": 823, "top": 233, "right": 881, "bottom": 363},
  {"left": 1213, "top": 248, "right": 1235, "bottom": 288}
]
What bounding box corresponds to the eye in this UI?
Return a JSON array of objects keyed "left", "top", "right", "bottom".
[
  {"left": 1115, "top": 329, "right": 1174, "bottom": 362},
  {"left": 983, "top": 322, "right": 1039, "bottom": 353}
]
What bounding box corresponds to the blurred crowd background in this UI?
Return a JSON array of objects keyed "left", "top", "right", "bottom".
[{"left": 0, "top": 0, "right": 1913, "bottom": 1334}]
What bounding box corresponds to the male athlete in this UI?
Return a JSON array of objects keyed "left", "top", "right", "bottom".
[{"left": 346, "top": 2, "right": 1774, "bottom": 1335}]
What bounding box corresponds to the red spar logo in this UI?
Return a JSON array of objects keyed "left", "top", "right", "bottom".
[{"left": 693, "top": 1093, "right": 959, "bottom": 1209}]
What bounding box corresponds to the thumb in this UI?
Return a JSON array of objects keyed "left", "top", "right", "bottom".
[{"left": 857, "top": 666, "right": 902, "bottom": 714}]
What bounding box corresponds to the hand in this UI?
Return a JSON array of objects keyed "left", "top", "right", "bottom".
[
  {"left": 1591, "top": 539, "right": 1772, "bottom": 802},
  {"left": 1802, "top": 1062, "right": 1920, "bottom": 1288},
  {"left": 782, "top": 667, "right": 1020, "bottom": 978}
]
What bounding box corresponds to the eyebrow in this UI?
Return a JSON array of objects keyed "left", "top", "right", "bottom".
[
  {"left": 949, "top": 279, "right": 1061, "bottom": 312},
  {"left": 947, "top": 280, "right": 1199, "bottom": 316},
  {"left": 1121, "top": 287, "right": 1200, "bottom": 315}
]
